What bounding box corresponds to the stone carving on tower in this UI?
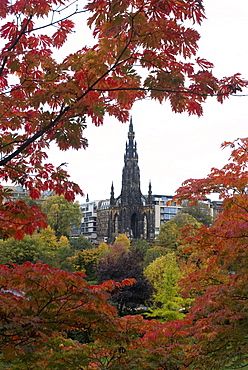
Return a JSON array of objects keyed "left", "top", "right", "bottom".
[{"left": 97, "top": 118, "right": 155, "bottom": 243}]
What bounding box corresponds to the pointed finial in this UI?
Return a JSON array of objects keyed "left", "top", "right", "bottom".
[
  {"left": 129, "top": 116, "right": 133, "bottom": 132},
  {"left": 147, "top": 181, "right": 152, "bottom": 205},
  {"left": 110, "top": 182, "right": 115, "bottom": 205}
]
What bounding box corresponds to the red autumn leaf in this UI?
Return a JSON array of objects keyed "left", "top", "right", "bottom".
[
  {"left": 196, "top": 57, "right": 214, "bottom": 69},
  {"left": 0, "top": 21, "right": 16, "bottom": 39}
]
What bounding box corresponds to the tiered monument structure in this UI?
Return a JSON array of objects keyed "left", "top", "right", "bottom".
[{"left": 97, "top": 119, "right": 155, "bottom": 243}]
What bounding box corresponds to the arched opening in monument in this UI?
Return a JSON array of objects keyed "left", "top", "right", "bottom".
[
  {"left": 143, "top": 213, "right": 148, "bottom": 239},
  {"left": 114, "top": 213, "right": 119, "bottom": 235},
  {"left": 131, "top": 212, "right": 138, "bottom": 239}
]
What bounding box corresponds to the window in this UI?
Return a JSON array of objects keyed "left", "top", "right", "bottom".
[{"left": 164, "top": 207, "right": 177, "bottom": 214}]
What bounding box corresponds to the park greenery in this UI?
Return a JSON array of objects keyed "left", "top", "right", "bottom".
[
  {"left": 0, "top": 0, "right": 247, "bottom": 369},
  {"left": 180, "top": 201, "right": 213, "bottom": 226},
  {"left": 41, "top": 195, "right": 82, "bottom": 238},
  {"left": 156, "top": 213, "right": 202, "bottom": 252}
]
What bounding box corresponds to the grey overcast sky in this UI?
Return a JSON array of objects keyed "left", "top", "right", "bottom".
[{"left": 48, "top": 0, "right": 248, "bottom": 203}]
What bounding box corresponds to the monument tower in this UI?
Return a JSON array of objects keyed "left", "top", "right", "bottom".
[{"left": 97, "top": 118, "right": 154, "bottom": 243}]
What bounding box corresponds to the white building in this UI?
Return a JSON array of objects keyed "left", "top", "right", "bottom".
[
  {"left": 71, "top": 197, "right": 99, "bottom": 243},
  {"left": 153, "top": 195, "right": 222, "bottom": 238},
  {"left": 153, "top": 195, "right": 183, "bottom": 238}
]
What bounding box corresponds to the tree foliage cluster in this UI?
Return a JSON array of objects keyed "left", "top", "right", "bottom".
[
  {"left": 144, "top": 253, "right": 192, "bottom": 322},
  {"left": 97, "top": 245, "right": 153, "bottom": 316},
  {"left": 156, "top": 212, "right": 202, "bottom": 259},
  {"left": 0, "top": 225, "right": 95, "bottom": 270},
  {"left": 180, "top": 200, "right": 213, "bottom": 226},
  {"left": 41, "top": 195, "right": 82, "bottom": 238}
]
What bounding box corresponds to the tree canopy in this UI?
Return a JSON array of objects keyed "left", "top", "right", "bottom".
[
  {"left": 171, "top": 138, "right": 248, "bottom": 369},
  {"left": 130, "top": 238, "right": 150, "bottom": 255},
  {"left": 0, "top": 226, "right": 73, "bottom": 268},
  {"left": 156, "top": 212, "right": 202, "bottom": 251},
  {"left": 145, "top": 253, "right": 191, "bottom": 322},
  {"left": 0, "top": 0, "right": 247, "bottom": 237},
  {"left": 97, "top": 247, "right": 152, "bottom": 315},
  {"left": 114, "top": 233, "right": 130, "bottom": 250},
  {"left": 41, "top": 195, "right": 82, "bottom": 238},
  {"left": 181, "top": 200, "right": 213, "bottom": 226},
  {"left": 0, "top": 262, "right": 145, "bottom": 369},
  {"left": 69, "top": 234, "right": 94, "bottom": 251}
]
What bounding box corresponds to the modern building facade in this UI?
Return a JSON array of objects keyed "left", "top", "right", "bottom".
[
  {"left": 97, "top": 119, "right": 155, "bottom": 243},
  {"left": 70, "top": 197, "right": 99, "bottom": 243},
  {"left": 153, "top": 195, "right": 183, "bottom": 238},
  {"left": 152, "top": 195, "right": 222, "bottom": 238}
]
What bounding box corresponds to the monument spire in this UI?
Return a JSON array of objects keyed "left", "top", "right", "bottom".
[
  {"left": 121, "top": 118, "right": 141, "bottom": 206},
  {"left": 125, "top": 116, "right": 138, "bottom": 160}
]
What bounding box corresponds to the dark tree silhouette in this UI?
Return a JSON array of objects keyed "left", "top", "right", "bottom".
[{"left": 97, "top": 248, "right": 152, "bottom": 316}]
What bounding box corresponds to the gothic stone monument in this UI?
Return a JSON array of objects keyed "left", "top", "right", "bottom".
[{"left": 97, "top": 119, "right": 155, "bottom": 243}]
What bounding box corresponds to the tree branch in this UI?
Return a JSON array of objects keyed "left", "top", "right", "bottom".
[
  {"left": 0, "top": 15, "right": 33, "bottom": 77},
  {"left": 90, "top": 86, "right": 234, "bottom": 98},
  {"left": 27, "top": 9, "right": 88, "bottom": 34},
  {"left": 0, "top": 21, "right": 136, "bottom": 167}
]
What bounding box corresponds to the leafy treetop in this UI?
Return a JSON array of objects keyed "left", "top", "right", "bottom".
[
  {"left": 156, "top": 212, "right": 202, "bottom": 251},
  {"left": 145, "top": 253, "right": 191, "bottom": 322},
  {"left": 114, "top": 233, "right": 130, "bottom": 250},
  {"left": 0, "top": 262, "right": 145, "bottom": 368},
  {"left": 180, "top": 200, "right": 213, "bottom": 226},
  {"left": 41, "top": 195, "right": 82, "bottom": 238}
]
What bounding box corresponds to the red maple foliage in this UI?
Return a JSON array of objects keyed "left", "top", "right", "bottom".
[
  {"left": 0, "top": 262, "right": 154, "bottom": 368},
  {"left": 172, "top": 138, "right": 248, "bottom": 369}
]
